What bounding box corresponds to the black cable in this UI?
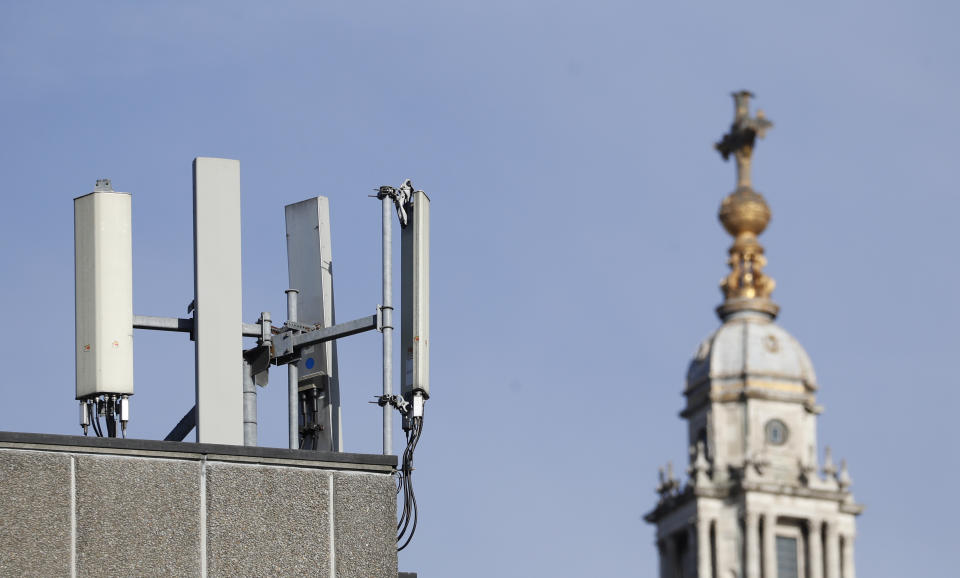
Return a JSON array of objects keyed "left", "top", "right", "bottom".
[
  {"left": 399, "top": 488, "right": 418, "bottom": 551},
  {"left": 398, "top": 428, "right": 420, "bottom": 549},
  {"left": 96, "top": 405, "right": 105, "bottom": 438},
  {"left": 397, "top": 415, "right": 423, "bottom": 551},
  {"left": 397, "top": 438, "right": 410, "bottom": 531},
  {"left": 106, "top": 397, "right": 118, "bottom": 438},
  {"left": 397, "top": 421, "right": 416, "bottom": 534},
  {"left": 89, "top": 404, "right": 103, "bottom": 438}
]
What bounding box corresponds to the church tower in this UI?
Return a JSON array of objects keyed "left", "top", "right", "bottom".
[{"left": 646, "top": 92, "right": 863, "bottom": 578}]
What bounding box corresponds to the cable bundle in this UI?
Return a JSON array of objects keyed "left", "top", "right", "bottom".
[
  {"left": 397, "top": 415, "right": 423, "bottom": 551},
  {"left": 85, "top": 398, "right": 124, "bottom": 439},
  {"left": 88, "top": 403, "right": 103, "bottom": 437}
]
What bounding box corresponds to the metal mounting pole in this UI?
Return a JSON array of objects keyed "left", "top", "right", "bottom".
[
  {"left": 242, "top": 357, "right": 257, "bottom": 446},
  {"left": 381, "top": 195, "right": 393, "bottom": 456},
  {"left": 286, "top": 289, "right": 299, "bottom": 450}
]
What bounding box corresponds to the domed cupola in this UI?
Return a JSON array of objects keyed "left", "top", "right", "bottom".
[{"left": 685, "top": 312, "right": 818, "bottom": 410}]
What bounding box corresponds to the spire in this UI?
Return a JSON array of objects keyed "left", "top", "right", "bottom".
[
  {"left": 714, "top": 91, "right": 779, "bottom": 320},
  {"left": 822, "top": 446, "right": 837, "bottom": 477},
  {"left": 837, "top": 459, "right": 852, "bottom": 491}
]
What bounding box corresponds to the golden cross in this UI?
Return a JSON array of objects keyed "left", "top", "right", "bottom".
[{"left": 714, "top": 91, "right": 772, "bottom": 189}]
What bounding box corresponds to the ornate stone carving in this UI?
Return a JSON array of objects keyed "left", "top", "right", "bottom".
[{"left": 688, "top": 441, "right": 711, "bottom": 487}]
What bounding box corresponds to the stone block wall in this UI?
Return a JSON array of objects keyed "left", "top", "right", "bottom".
[{"left": 0, "top": 432, "right": 397, "bottom": 577}]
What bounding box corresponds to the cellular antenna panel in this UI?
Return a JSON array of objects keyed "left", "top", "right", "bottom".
[
  {"left": 401, "top": 190, "right": 430, "bottom": 399},
  {"left": 285, "top": 196, "right": 341, "bottom": 450},
  {"left": 192, "top": 157, "right": 243, "bottom": 445},
  {"left": 75, "top": 189, "right": 134, "bottom": 399}
]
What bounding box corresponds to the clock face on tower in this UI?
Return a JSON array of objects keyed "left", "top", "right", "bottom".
[{"left": 765, "top": 419, "right": 788, "bottom": 445}]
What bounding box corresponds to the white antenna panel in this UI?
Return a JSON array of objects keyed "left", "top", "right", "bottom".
[
  {"left": 75, "top": 190, "right": 134, "bottom": 399},
  {"left": 193, "top": 157, "right": 243, "bottom": 445},
  {"left": 401, "top": 190, "right": 430, "bottom": 399},
  {"left": 285, "top": 196, "right": 341, "bottom": 449}
]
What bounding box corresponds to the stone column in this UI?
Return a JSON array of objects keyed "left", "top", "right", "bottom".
[
  {"left": 762, "top": 513, "right": 776, "bottom": 578},
  {"left": 824, "top": 523, "right": 840, "bottom": 578},
  {"left": 808, "top": 519, "right": 823, "bottom": 578},
  {"left": 686, "top": 525, "right": 698, "bottom": 577},
  {"left": 658, "top": 539, "right": 669, "bottom": 578},
  {"left": 745, "top": 512, "right": 760, "bottom": 578},
  {"left": 664, "top": 536, "right": 678, "bottom": 578},
  {"left": 841, "top": 534, "right": 856, "bottom": 578},
  {"left": 697, "top": 518, "right": 713, "bottom": 578}
]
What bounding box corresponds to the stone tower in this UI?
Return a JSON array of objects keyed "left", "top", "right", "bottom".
[{"left": 645, "top": 92, "right": 863, "bottom": 578}]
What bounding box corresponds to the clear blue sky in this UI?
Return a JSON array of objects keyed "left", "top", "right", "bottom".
[{"left": 2, "top": 2, "right": 957, "bottom": 576}]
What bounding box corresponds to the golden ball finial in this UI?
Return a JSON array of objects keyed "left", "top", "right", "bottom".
[{"left": 718, "top": 187, "right": 771, "bottom": 238}]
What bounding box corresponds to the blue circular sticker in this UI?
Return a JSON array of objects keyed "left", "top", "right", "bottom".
[{"left": 305, "top": 357, "right": 315, "bottom": 369}]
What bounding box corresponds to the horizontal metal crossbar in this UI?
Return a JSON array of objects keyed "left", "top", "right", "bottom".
[
  {"left": 133, "top": 315, "right": 193, "bottom": 333},
  {"left": 293, "top": 314, "right": 379, "bottom": 348},
  {"left": 136, "top": 316, "right": 265, "bottom": 338},
  {"left": 273, "top": 314, "right": 379, "bottom": 362},
  {"left": 241, "top": 323, "right": 262, "bottom": 337}
]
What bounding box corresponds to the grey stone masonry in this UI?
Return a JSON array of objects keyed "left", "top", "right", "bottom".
[{"left": 0, "top": 432, "right": 397, "bottom": 578}]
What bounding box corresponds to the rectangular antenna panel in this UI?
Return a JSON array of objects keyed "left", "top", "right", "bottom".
[
  {"left": 285, "top": 196, "right": 340, "bottom": 450},
  {"left": 193, "top": 158, "right": 243, "bottom": 445},
  {"left": 75, "top": 192, "right": 134, "bottom": 399},
  {"left": 401, "top": 190, "right": 430, "bottom": 398}
]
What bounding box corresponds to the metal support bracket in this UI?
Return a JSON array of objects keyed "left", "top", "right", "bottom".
[
  {"left": 376, "top": 305, "right": 392, "bottom": 332},
  {"left": 134, "top": 315, "right": 194, "bottom": 333},
  {"left": 374, "top": 179, "right": 423, "bottom": 228},
  {"left": 241, "top": 323, "right": 261, "bottom": 337},
  {"left": 139, "top": 312, "right": 274, "bottom": 337},
  {"left": 372, "top": 394, "right": 410, "bottom": 415},
  {"left": 284, "top": 320, "right": 316, "bottom": 333},
  {"left": 164, "top": 406, "right": 196, "bottom": 442},
  {"left": 273, "top": 313, "right": 379, "bottom": 365},
  {"left": 244, "top": 346, "right": 271, "bottom": 387}
]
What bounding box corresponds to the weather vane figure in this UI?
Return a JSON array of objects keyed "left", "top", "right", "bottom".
[{"left": 715, "top": 90, "right": 772, "bottom": 190}]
